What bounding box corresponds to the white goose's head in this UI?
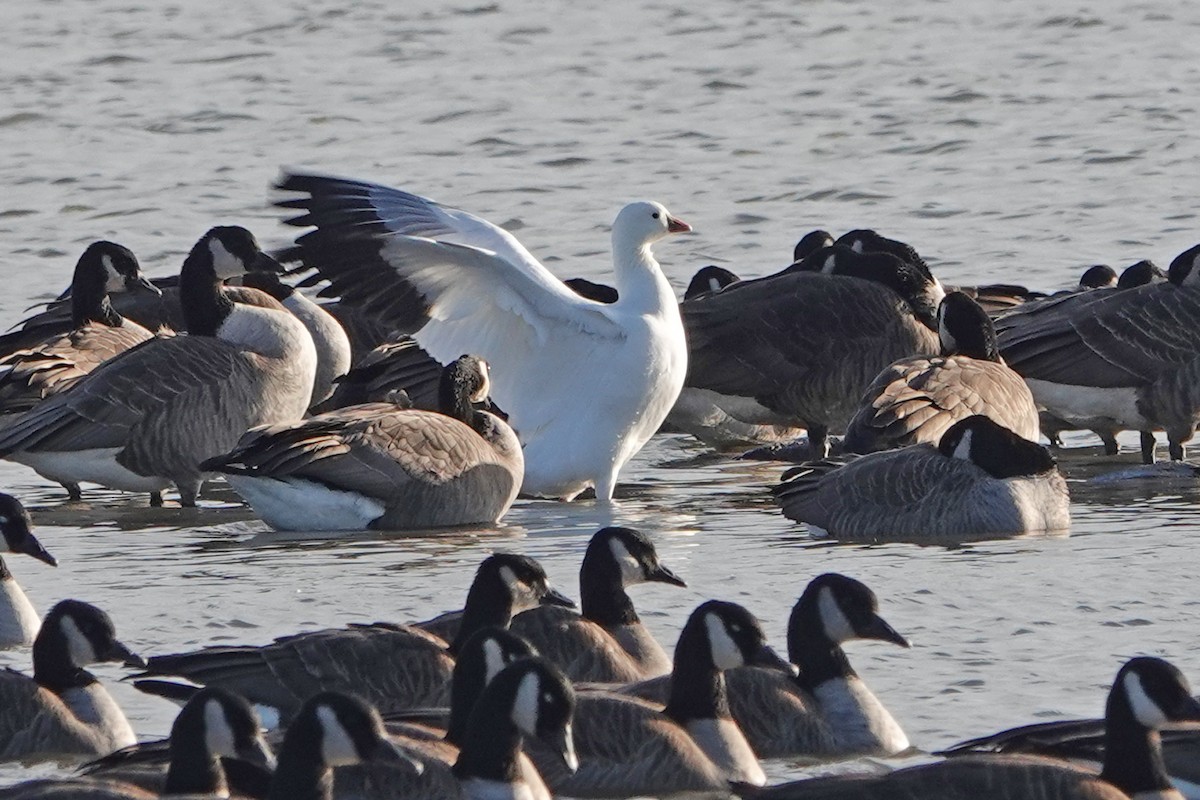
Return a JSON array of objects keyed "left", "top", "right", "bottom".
[{"left": 612, "top": 201, "right": 691, "bottom": 250}]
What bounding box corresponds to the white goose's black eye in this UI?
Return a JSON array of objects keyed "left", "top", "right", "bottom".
[{"left": 651, "top": 212, "right": 660, "bottom": 219}]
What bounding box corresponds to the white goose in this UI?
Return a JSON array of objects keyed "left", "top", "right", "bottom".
[{"left": 274, "top": 172, "right": 691, "bottom": 501}]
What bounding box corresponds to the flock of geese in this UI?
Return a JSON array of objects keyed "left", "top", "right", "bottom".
[{"left": 0, "top": 171, "right": 1199, "bottom": 798}]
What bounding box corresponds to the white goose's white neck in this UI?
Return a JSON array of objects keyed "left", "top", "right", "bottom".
[
  {"left": 0, "top": 576, "right": 40, "bottom": 648},
  {"left": 610, "top": 243, "right": 678, "bottom": 318},
  {"left": 812, "top": 675, "right": 909, "bottom": 753},
  {"left": 59, "top": 683, "right": 137, "bottom": 750}
]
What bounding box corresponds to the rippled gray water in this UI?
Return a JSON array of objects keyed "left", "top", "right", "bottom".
[{"left": 4, "top": 0, "right": 1200, "bottom": 789}]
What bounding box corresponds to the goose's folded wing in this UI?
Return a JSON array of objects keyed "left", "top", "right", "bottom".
[
  {"left": 275, "top": 172, "right": 622, "bottom": 346},
  {"left": 682, "top": 274, "right": 921, "bottom": 397},
  {"left": 0, "top": 336, "right": 269, "bottom": 473},
  {"left": 0, "top": 670, "right": 97, "bottom": 758},
  {"left": 997, "top": 283, "right": 1200, "bottom": 387}
]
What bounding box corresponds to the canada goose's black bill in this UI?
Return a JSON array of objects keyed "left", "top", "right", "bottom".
[
  {"left": 750, "top": 643, "right": 798, "bottom": 676},
  {"left": 541, "top": 586, "right": 577, "bottom": 609},
  {"left": 648, "top": 562, "right": 687, "bottom": 588},
  {"left": 132, "top": 275, "right": 163, "bottom": 296},
  {"left": 14, "top": 530, "right": 57, "bottom": 567},
  {"left": 543, "top": 721, "right": 580, "bottom": 773},
  {"left": 858, "top": 614, "right": 911, "bottom": 648},
  {"left": 371, "top": 737, "right": 426, "bottom": 773},
  {"left": 238, "top": 733, "right": 277, "bottom": 771},
  {"left": 105, "top": 638, "right": 147, "bottom": 669},
  {"left": 253, "top": 251, "right": 286, "bottom": 274}
]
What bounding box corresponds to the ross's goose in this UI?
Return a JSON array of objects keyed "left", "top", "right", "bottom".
[{"left": 274, "top": 171, "right": 691, "bottom": 501}]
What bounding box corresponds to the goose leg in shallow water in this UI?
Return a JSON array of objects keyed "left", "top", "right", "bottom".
[
  {"left": 177, "top": 481, "right": 201, "bottom": 508},
  {"left": 808, "top": 424, "right": 830, "bottom": 459},
  {"left": 1169, "top": 436, "right": 1186, "bottom": 462},
  {"left": 1101, "top": 431, "right": 1119, "bottom": 456},
  {"left": 150, "top": 490, "right": 164, "bottom": 507},
  {"left": 1140, "top": 431, "right": 1157, "bottom": 464},
  {"left": 63, "top": 481, "right": 82, "bottom": 501}
]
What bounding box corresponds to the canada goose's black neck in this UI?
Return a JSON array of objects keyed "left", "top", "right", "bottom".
[
  {"left": 450, "top": 569, "right": 518, "bottom": 656},
  {"left": 664, "top": 622, "right": 728, "bottom": 723},
  {"left": 31, "top": 627, "right": 99, "bottom": 693},
  {"left": 438, "top": 359, "right": 484, "bottom": 434},
  {"left": 1099, "top": 689, "right": 1174, "bottom": 796},
  {"left": 452, "top": 668, "right": 524, "bottom": 784},
  {"left": 268, "top": 714, "right": 334, "bottom": 800},
  {"left": 579, "top": 547, "right": 638, "bottom": 626},
  {"left": 786, "top": 599, "right": 856, "bottom": 691},
  {"left": 165, "top": 736, "right": 228, "bottom": 796},
  {"left": 180, "top": 242, "right": 235, "bottom": 337}
]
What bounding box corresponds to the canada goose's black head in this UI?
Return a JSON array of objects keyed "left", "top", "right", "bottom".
[
  {"left": 937, "top": 291, "right": 1000, "bottom": 361},
  {"left": 196, "top": 226, "right": 285, "bottom": 281},
  {"left": 36, "top": 599, "right": 145, "bottom": 673},
  {"left": 791, "top": 573, "right": 910, "bottom": 652},
  {"left": 1109, "top": 657, "right": 1200, "bottom": 731},
  {"left": 71, "top": 241, "right": 159, "bottom": 325},
  {"left": 1167, "top": 243, "right": 1200, "bottom": 288},
  {"left": 1079, "top": 263, "right": 1118, "bottom": 289},
  {"left": 793, "top": 229, "right": 835, "bottom": 263},
  {"left": 684, "top": 266, "right": 740, "bottom": 300},
  {"left": 587, "top": 526, "right": 687, "bottom": 589},
  {"left": 1117, "top": 259, "right": 1166, "bottom": 289},
  {"left": 438, "top": 354, "right": 491, "bottom": 424},
  {"left": 171, "top": 687, "right": 274, "bottom": 769},
  {"left": 477, "top": 553, "right": 575, "bottom": 616},
  {"left": 0, "top": 493, "right": 55, "bottom": 566},
  {"left": 939, "top": 415, "right": 1057, "bottom": 479},
  {"left": 286, "top": 691, "right": 419, "bottom": 770},
  {"left": 487, "top": 657, "right": 578, "bottom": 772},
  {"left": 835, "top": 229, "right": 936, "bottom": 280},
  {"left": 803, "top": 245, "right": 944, "bottom": 327},
  {"left": 680, "top": 599, "right": 794, "bottom": 673}
]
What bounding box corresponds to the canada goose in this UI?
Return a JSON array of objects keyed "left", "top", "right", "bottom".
[
  {"left": 506, "top": 526, "right": 685, "bottom": 683},
  {"left": 528, "top": 600, "right": 794, "bottom": 798},
  {"left": 996, "top": 243, "right": 1200, "bottom": 464},
  {"left": 239, "top": 271, "right": 351, "bottom": 408},
  {"left": 681, "top": 245, "right": 942, "bottom": 457},
  {"left": 775, "top": 415, "right": 1070, "bottom": 539},
  {"left": 14, "top": 687, "right": 274, "bottom": 799},
  {"left": 0, "top": 599, "right": 145, "bottom": 762},
  {"left": 1117, "top": 259, "right": 1166, "bottom": 289},
  {"left": 202, "top": 355, "right": 522, "bottom": 531},
  {"left": 684, "top": 266, "right": 740, "bottom": 300},
  {"left": 842, "top": 291, "right": 1040, "bottom": 453},
  {"left": 274, "top": 171, "right": 690, "bottom": 501},
  {"left": 0, "top": 492, "right": 57, "bottom": 648},
  {"left": 133, "top": 553, "right": 573, "bottom": 721},
  {"left": 0, "top": 227, "right": 318, "bottom": 506},
  {"left": 0, "top": 241, "right": 160, "bottom": 417},
  {"left": 746, "top": 656, "right": 1200, "bottom": 800},
  {"left": 1079, "top": 264, "right": 1119, "bottom": 289}
]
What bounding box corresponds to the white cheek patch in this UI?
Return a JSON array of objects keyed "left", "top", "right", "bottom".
[
  {"left": 482, "top": 637, "right": 508, "bottom": 684},
  {"left": 1124, "top": 672, "right": 1169, "bottom": 728},
  {"left": 938, "top": 315, "right": 957, "bottom": 353},
  {"left": 818, "top": 586, "right": 857, "bottom": 644},
  {"left": 102, "top": 255, "right": 124, "bottom": 293},
  {"left": 208, "top": 238, "right": 246, "bottom": 280},
  {"left": 204, "top": 699, "right": 238, "bottom": 757},
  {"left": 471, "top": 362, "right": 491, "bottom": 403},
  {"left": 60, "top": 616, "right": 98, "bottom": 666},
  {"left": 850, "top": 240, "right": 864, "bottom": 254},
  {"left": 511, "top": 671, "right": 541, "bottom": 737},
  {"left": 607, "top": 537, "right": 644, "bottom": 585},
  {"left": 929, "top": 279, "right": 947, "bottom": 304},
  {"left": 316, "top": 705, "right": 362, "bottom": 766},
  {"left": 822, "top": 254, "right": 838, "bottom": 274},
  {"left": 705, "top": 612, "right": 744, "bottom": 670},
  {"left": 707, "top": 277, "right": 722, "bottom": 293},
  {"left": 951, "top": 429, "right": 974, "bottom": 462}
]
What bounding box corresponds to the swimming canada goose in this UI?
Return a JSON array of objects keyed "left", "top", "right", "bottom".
[
  {"left": 202, "top": 355, "right": 522, "bottom": 531},
  {"left": 506, "top": 526, "right": 686, "bottom": 683},
  {"left": 15, "top": 687, "right": 275, "bottom": 798},
  {"left": 681, "top": 245, "right": 942, "bottom": 457},
  {"left": 239, "top": 271, "right": 351, "bottom": 408},
  {"left": 0, "top": 227, "right": 318, "bottom": 506},
  {"left": 775, "top": 415, "right": 1070, "bottom": 540},
  {"left": 746, "top": 656, "right": 1200, "bottom": 800},
  {"left": 274, "top": 171, "right": 690, "bottom": 501},
  {"left": 530, "top": 600, "right": 794, "bottom": 798},
  {"left": 630, "top": 573, "right": 910, "bottom": 761},
  {"left": 134, "top": 553, "right": 573, "bottom": 721},
  {"left": 0, "top": 599, "right": 145, "bottom": 762},
  {"left": 996, "top": 243, "right": 1200, "bottom": 464},
  {"left": 340, "top": 651, "right": 578, "bottom": 800},
  {"left": 842, "top": 291, "right": 1040, "bottom": 453},
  {"left": 0, "top": 492, "right": 58, "bottom": 648},
  {"left": 0, "top": 241, "right": 160, "bottom": 420}
]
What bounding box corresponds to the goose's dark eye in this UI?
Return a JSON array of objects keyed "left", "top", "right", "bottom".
[{"left": 651, "top": 212, "right": 660, "bottom": 219}]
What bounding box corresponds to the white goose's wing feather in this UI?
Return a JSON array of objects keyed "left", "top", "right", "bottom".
[{"left": 276, "top": 171, "right": 622, "bottom": 341}]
